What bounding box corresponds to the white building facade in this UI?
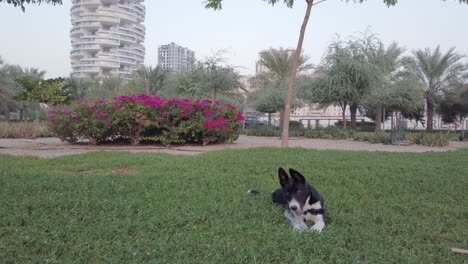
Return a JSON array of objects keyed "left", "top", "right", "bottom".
[
  {"left": 70, "top": 0, "right": 146, "bottom": 78},
  {"left": 158, "top": 42, "right": 195, "bottom": 73}
]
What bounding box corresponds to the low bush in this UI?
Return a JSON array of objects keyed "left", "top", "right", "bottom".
[
  {"left": 404, "top": 132, "right": 449, "bottom": 147},
  {"left": 47, "top": 95, "right": 244, "bottom": 145},
  {"left": 0, "top": 122, "right": 52, "bottom": 139},
  {"left": 304, "top": 127, "right": 355, "bottom": 140},
  {"left": 334, "top": 120, "right": 375, "bottom": 131}
]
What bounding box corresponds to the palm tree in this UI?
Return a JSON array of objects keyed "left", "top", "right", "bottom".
[
  {"left": 366, "top": 42, "right": 407, "bottom": 131},
  {"left": 258, "top": 48, "right": 312, "bottom": 83},
  {"left": 257, "top": 48, "right": 311, "bottom": 127},
  {"left": 133, "top": 65, "right": 168, "bottom": 95},
  {"left": 0, "top": 59, "right": 45, "bottom": 120},
  {"left": 412, "top": 46, "right": 465, "bottom": 131}
]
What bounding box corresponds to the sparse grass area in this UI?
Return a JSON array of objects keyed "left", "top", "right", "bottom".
[
  {"left": 0, "top": 122, "right": 51, "bottom": 139},
  {"left": 1, "top": 149, "right": 467, "bottom": 263}
]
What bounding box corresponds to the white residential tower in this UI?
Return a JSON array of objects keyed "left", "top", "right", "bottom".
[{"left": 70, "top": 0, "right": 146, "bottom": 78}]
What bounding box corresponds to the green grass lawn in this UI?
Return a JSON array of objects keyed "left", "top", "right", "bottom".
[{"left": 1, "top": 148, "right": 467, "bottom": 263}]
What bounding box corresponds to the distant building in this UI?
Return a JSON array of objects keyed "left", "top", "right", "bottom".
[
  {"left": 158, "top": 42, "right": 195, "bottom": 73},
  {"left": 70, "top": 0, "right": 146, "bottom": 78}
]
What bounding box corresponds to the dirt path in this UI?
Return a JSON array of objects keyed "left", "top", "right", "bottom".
[{"left": 0, "top": 136, "right": 467, "bottom": 158}]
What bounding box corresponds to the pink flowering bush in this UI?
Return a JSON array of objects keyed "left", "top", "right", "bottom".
[{"left": 47, "top": 95, "right": 244, "bottom": 145}]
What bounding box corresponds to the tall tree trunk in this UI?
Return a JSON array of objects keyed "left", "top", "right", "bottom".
[
  {"left": 268, "top": 113, "right": 271, "bottom": 126},
  {"left": 279, "top": 111, "right": 284, "bottom": 129},
  {"left": 340, "top": 101, "right": 347, "bottom": 129},
  {"left": 281, "top": 0, "right": 314, "bottom": 147},
  {"left": 341, "top": 106, "right": 347, "bottom": 129},
  {"left": 19, "top": 109, "right": 24, "bottom": 121},
  {"left": 350, "top": 103, "right": 358, "bottom": 129},
  {"left": 374, "top": 107, "right": 382, "bottom": 132},
  {"left": 24, "top": 106, "right": 29, "bottom": 121},
  {"left": 426, "top": 101, "right": 434, "bottom": 132}
]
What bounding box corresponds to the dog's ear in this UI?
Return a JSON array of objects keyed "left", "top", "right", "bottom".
[
  {"left": 289, "top": 168, "right": 305, "bottom": 184},
  {"left": 278, "top": 167, "right": 289, "bottom": 187}
]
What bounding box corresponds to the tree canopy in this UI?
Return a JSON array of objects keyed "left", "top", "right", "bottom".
[
  {"left": 0, "top": 0, "right": 62, "bottom": 11},
  {"left": 205, "top": 0, "right": 467, "bottom": 9}
]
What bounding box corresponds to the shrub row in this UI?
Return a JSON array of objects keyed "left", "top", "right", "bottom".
[
  {"left": 243, "top": 126, "right": 454, "bottom": 147},
  {"left": 0, "top": 122, "right": 52, "bottom": 139},
  {"left": 47, "top": 94, "right": 244, "bottom": 145}
]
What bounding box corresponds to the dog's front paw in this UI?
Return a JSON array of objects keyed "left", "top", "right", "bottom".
[{"left": 311, "top": 222, "right": 325, "bottom": 233}]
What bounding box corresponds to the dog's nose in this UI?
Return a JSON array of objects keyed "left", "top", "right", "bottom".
[{"left": 290, "top": 205, "right": 298, "bottom": 211}]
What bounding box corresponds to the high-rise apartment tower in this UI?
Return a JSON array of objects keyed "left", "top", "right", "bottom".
[
  {"left": 70, "top": 0, "right": 146, "bottom": 78},
  {"left": 158, "top": 42, "right": 195, "bottom": 73}
]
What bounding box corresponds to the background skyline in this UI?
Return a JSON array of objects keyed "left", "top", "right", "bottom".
[{"left": 0, "top": 0, "right": 467, "bottom": 78}]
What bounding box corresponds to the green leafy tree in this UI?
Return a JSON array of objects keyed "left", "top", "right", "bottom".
[
  {"left": 14, "top": 77, "right": 72, "bottom": 106},
  {"left": 205, "top": 0, "right": 468, "bottom": 147},
  {"left": 438, "top": 81, "right": 468, "bottom": 128},
  {"left": 305, "top": 38, "right": 380, "bottom": 128},
  {"left": 0, "top": 58, "right": 18, "bottom": 120},
  {"left": 4, "top": 65, "right": 45, "bottom": 120},
  {"left": 412, "top": 46, "right": 466, "bottom": 131},
  {"left": 162, "top": 54, "right": 243, "bottom": 103}
]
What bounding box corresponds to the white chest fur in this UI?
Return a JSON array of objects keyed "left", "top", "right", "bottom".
[{"left": 301, "top": 196, "right": 325, "bottom": 233}]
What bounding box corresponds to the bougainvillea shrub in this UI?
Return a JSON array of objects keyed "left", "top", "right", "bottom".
[{"left": 47, "top": 95, "right": 244, "bottom": 145}]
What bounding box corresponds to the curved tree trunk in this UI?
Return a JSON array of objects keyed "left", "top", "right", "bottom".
[
  {"left": 374, "top": 107, "right": 382, "bottom": 132},
  {"left": 281, "top": 0, "right": 314, "bottom": 147},
  {"left": 350, "top": 103, "right": 358, "bottom": 129},
  {"left": 426, "top": 101, "right": 434, "bottom": 132}
]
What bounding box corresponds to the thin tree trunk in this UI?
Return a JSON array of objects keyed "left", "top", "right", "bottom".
[
  {"left": 24, "top": 106, "right": 29, "bottom": 121},
  {"left": 19, "top": 103, "right": 24, "bottom": 121},
  {"left": 374, "top": 107, "right": 382, "bottom": 132},
  {"left": 281, "top": 0, "right": 314, "bottom": 147},
  {"left": 268, "top": 113, "right": 271, "bottom": 126},
  {"left": 279, "top": 111, "right": 284, "bottom": 129},
  {"left": 350, "top": 103, "right": 358, "bottom": 129},
  {"left": 426, "top": 101, "right": 434, "bottom": 132},
  {"left": 393, "top": 111, "right": 398, "bottom": 144},
  {"left": 339, "top": 101, "right": 347, "bottom": 129},
  {"left": 341, "top": 105, "right": 347, "bottom": 129}
]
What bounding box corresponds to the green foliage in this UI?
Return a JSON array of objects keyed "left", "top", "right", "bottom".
[
  {"left": 2, "top": 149, "right": 467, "bottom": 262},
  {"left": 438, "top": 84, "right": 468, "bottom": 124},
  {"left": 304, "top": 127, "right": 355, "bottom": 140},
  {"left": 304, "top": 36, "right": 381, "bottom": 114},
  {"left": 243, "top": 126, "right": 279, "bottom": 136},
  {"left": 161, "top": 55, "right": 243, "bottom": 105},
  {"left": 252, "top": 48, "right": 310, "bottom": 115},
  {"left": 258, "top": 48, "right": 312, "bottom": 82},
  {"left": 14, "top": 77, "right": 72, "bottom": 106},
  {"left": 132, "top": 65, "right": 169, "bottom": 96}
]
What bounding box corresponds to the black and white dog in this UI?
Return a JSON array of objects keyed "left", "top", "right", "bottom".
[{"left": 272, "top": 167, "right": 326, "bottom": 232}]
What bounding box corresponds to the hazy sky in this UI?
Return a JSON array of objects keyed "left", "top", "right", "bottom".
[{"left": 0, "top": 0, "right": 467, "bottom": 78}]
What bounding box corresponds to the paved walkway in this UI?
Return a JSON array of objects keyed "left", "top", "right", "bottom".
[{"left": 1, "top": 136, "right": 467, "bottom": 158}]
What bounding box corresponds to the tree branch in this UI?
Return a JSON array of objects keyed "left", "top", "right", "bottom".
[{"left": 312, "top": 0, "right": 328, "bottom": 6}]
